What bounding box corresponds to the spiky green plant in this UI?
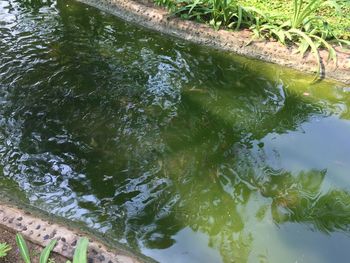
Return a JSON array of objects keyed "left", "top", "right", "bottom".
[
  {"left": 248, "top": 0, "right": 350, "bottom": 79},
  {"left": 16, "top": 233, "right": 56, "bottom": 263},
  {"left": 40, "top": 239, "right": 57, "bottom": 263},
  {"left": 290, "top": 0, "right": 343, "bottom": 29},
  {"left": 65, "top": 237, "right": 89, "bottom": 263},
  {"left": 16, "top": 234, "right": 31, "bottom": 263},
  {"left": 0, "top": 243, "right": 11, "bottom": 258},
  {"left": 16, "top": 234, "right": 89, "bottom": 263}
]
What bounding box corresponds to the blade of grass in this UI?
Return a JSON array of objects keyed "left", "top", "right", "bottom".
[
  {"left": 236, "top": 5, "right": 242, "bottom": 30},
  {"left": 16, "top": 234, "right": 31, "bottom": 263},
  {"left": 73, "top": 238, "right": 89, "bottom": 263},
  {"left": 39, "top": 239, "right": 57, "bottom": 263},
  {"left": 297, "top": 0, "right": 319, "bottom": 27}
]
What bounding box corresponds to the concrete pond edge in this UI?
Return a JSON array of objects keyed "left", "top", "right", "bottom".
[
  {"left": 74, "top": 0, "right": 350, "bottom": 84},
  {"left": 0, "top": 198, "right": 154, "bottom": 263}
]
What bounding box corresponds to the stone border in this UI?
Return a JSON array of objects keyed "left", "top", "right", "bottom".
[
  {"left": 75, "top": 0, "right": 350, "bottom": 84},
  {"left": 0, "top": 202, "right": 150, "bottom": 263}
]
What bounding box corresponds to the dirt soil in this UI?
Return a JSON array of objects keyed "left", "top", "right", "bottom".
[{"left": 0, "top": 226, "right": 68, "bottom": 263}]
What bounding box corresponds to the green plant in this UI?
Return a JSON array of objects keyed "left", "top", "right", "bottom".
[
  {"left": 16, "top": 234, "right": 31, "bottom": 263},
  {"left": 40, "top": 238, "right": 57, "bottom": 263},
  {"left": 16, "top": 233, "right": 89, "bottom": 263},
  {"left": 291, "top": 0, "right": 339, "bottom": 29},
  {"left": 0, "top": 242, "right": 11, "bottom": 258},
  {"left": 173, "top": 0, "right": 212, "bottom": 23},
  {"left": 208, "top": 0, "right": 238, "bottom": 29},
  {"left": 248, "top": 0, "right": 350, "bottom": 79},
  {"left": 172, "top": 0, "right": 253, "bottom": 30},
  {"left": 153, "top": 0, "right": 177, "bottom": 11},
  {"left": 16, "top": 233, "right": 57, "bottom": 263},
  {"left": 69, "top": 237, "right": 89, "bottom": 263}
]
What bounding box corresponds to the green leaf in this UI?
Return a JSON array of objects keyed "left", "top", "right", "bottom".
[
  {"left": 312, "top": 35, "right": 337, "bottom": 63},
  {"left": 289, "top": 28, "right": 321, "bottom": 80},
  {"left": 72, "top": 238, "right": 89, "bottom": 263},
  {"left": 284, "top": 31, "right": 292, "bottom": 40},
  {"left": 298, "top": 0, "right": 319, "bottom": 26},
  {"left": 16, "top": 234, "right": 31, "bottom": 263},
  {"left": 298, "top": 39, "right": 310, "bottom": 56},
  {"left": 236, "top": 5, "right": 242, "bottom": 30},
  {"left": 292, "top": 0, "right": 320, "bottom": 28},
  {"left": 40, "top": 239, "right": 57, "bottom": 263},
  {"left": 336, "top": 39, "right": 350, "bottom": 48},
  {"left": 0, "top": 243, "right": 11, "bottom": 258},
  {"left": 272, "top": 28, "right": 286, "bottom": 44},
  {"left": 188, "top": 0, "right": 201, "bottom": 14}
]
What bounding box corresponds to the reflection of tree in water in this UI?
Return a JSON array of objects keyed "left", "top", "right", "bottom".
[
  {"left": 18, "top": 0, "right": 53, "bottom": 10},
  {"left": 152, "top": 146, "right": 350, "bottom": 262},
  {"left": 136, "top": 81, "right": 350, "bottom": 261},
  {"left": 263, "top": 169, "right": 350, "bottom": 233}
]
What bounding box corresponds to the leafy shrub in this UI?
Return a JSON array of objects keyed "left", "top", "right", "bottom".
[{"left": 170, "top": 0, "right": 254, "bottom": 30}]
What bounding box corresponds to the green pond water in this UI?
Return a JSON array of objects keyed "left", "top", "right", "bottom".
[{"left": 1, "top": 0, "right": 350, "bottom": 262}]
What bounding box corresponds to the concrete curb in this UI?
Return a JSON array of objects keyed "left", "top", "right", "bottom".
[
  {"left": 75, "top": 0, "right": 350, "bottom": 84},
  {"left": 0, "top": 203, "right": 144, "bottom": 263}
]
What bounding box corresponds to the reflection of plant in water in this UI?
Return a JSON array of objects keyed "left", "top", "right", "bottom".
[
  {"left": 158, "top": 142, "right": 350, "bottom": 262},
  {"left": 260, "top": 169, "right": 326, "bottom": 223},
  {"left": 19, "top": 0, "right": 53, "bottom": 10},
  {"left": 142, "top": 82, "right": 350, "bottom": 262},
  {"left": 257, "top": 168, "right": 350, "bottom": 233},
  {"left": 241, "top": 170, "right": 346, "bottom": 257},
  {"left": 311, "top": 190, "right": 350, "bottom": 233}
]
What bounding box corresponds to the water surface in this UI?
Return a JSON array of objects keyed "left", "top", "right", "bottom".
[{"left": 1, "top": 0, "right": 350, "bottom": 262}]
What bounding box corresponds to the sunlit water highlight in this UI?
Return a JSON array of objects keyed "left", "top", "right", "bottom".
[{"left": 1, "top": 0, "right": 350, "bottom": 262}]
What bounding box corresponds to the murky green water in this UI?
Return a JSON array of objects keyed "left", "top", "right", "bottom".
[{"left": 1, "top": 0, "right": 350, "bottom": 262}]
